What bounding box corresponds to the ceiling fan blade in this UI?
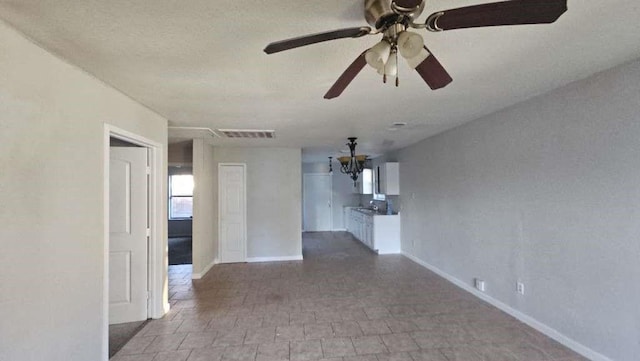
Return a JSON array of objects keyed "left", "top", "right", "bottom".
[
  {"left": 324, "top": 52, "right": 367, "bottom": 99},
  {"left": 426, "top": 0, "right": 567, "bottom": 31},
  {"left": 264, "top": 27, "right": 371, "bottom": 54},
  {"left": 415, "top": 47, "right": 452, "bottom": 90}
]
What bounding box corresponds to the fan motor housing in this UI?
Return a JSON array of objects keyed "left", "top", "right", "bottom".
[{"left": 365, "top": 0, "right": 425, "bottom": 29}]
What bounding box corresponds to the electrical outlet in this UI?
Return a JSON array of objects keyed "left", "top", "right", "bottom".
[
  {"left": 474, "top": 278, "right": 486, "bottom": 292},
  {"left": 517, "top": 281, "right": 525, "bottom": 295}
]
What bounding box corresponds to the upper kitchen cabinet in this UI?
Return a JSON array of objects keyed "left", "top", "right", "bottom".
[{"left": 376, "top": 162, "right": 399, "bottom": 195}]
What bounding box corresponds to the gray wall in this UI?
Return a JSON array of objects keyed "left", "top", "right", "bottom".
[
  {"left": 395, "top": 59, "right": 640, "bottom": 361},
  {"left": 214, "top": 147, "right": 302, "bottom": 259},
  {"left": 302, "top": 162, "right": 361, "bottom": 230}
]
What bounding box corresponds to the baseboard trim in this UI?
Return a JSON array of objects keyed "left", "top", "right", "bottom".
[
  {"left": 191, "top": 258, "right": 217, "bottom": 279},
  {"left": 161, "top": 302, "right": 171, "bottom": 318},
  {"left": 401, "top": 251, "right": 611, "bottom": 361},
  {"left": 332, "top": 228, "right": 347, "bottom": 232},
  {"left": 246, "top": 255, "right": 303, "bottom": 263}
]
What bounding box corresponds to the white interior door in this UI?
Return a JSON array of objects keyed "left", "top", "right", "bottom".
[
  {"left": 109, "top": 147, "right": 148, "bottom": 324},
  {"left": 303, "top": 174, "right": 332, "bottom": 231},
  {"left": 219, "top": 164, "right": 246, "bottom": 263}
]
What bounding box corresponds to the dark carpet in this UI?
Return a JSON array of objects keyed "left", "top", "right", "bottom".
[{"left": 168, "top": 237, "right": 192, "bottom": 265}]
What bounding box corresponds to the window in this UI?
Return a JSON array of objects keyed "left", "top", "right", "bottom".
[
  {"left": 169, "top": 174, "right": 193, "bottom": 219},
  {"left": 372, "top": 167, "right": 386, "bottom": 201},
  {"left": 362, "top": 168, "right": 373, "bottom": 194}
]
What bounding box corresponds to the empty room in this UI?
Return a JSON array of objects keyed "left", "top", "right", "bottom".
[{"left": 1, "top": 1, "right": 639, "bottom": 361}]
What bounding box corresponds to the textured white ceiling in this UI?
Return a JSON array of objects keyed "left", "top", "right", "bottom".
[{"left": 1, "top": 0, "right": 639, "bottom": 161}]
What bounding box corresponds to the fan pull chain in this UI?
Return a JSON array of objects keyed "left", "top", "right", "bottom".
[
  {"left": 395, "top": 50, "right": 399, "bottom": 87},
  {"left": 383, "top": 74, "right": 387, "bottom": 84}
]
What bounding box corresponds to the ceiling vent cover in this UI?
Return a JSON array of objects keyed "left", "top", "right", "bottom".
[{"left": 219, "top": 129, "right": 275, "bottom": 139}]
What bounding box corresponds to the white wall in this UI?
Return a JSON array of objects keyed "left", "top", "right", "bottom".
[
  {"left": 192, "top": 139, "right": 217, "bottom": 276},
  {"left": 214, "top": 147, "right": 302, "bottom": 259},
  {"left": 0, "top": 20, "right": 168, "bottom": 361},
  {"left": 396, "top": 59, "right": 640, "bottom": 361},
  {"left": 302, "top": 162, "right": 360, "bottom": 230}
]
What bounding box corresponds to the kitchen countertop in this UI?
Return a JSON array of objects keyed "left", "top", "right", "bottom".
[{"left": 352, "top": 207, "right": 399, "bottom": 216}]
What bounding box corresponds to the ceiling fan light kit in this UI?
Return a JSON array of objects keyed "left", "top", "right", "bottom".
[
  {"left": 365, "top": 40, "right": 391, "bottom": 71},
  {"left": 397, "top": 31, "right": 424, "bottom": 58},
  {"left": 384, "top": 48, "right": 398, "bottom": 80},
  {"left": 264, "top": 0, "right": 568, "bottom": 99},
  {"left": 365, "top": 24, "right": 427, "bottom": 85}
]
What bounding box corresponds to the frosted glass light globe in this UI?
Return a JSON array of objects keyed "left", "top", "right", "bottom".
[
  {"left": 397, "top": 31, "right": 424, "bottom": 59},
  {"left": 365, "top": 40, "right": 391, "bottom": 71}
]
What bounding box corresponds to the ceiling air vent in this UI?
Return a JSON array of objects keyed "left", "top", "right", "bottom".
[{"left": 218, "top": 129, "right": 275, "bottom": 139}]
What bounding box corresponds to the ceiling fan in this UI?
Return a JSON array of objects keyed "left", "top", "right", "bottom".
[{"left": 264, "top": 0, "right": 568, "bottom": 99}]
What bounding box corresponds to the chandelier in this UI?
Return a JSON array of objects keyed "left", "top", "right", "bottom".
[{"left": 336, "top": 137, "right": 368, "bottom": 186}]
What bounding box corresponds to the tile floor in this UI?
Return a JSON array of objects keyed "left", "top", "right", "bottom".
[
  {"left": 111, "top": 231, "right": 588, "bottom": 361},
  {"left": 110, "top": 320, "right": 149, "bottom": 357}
]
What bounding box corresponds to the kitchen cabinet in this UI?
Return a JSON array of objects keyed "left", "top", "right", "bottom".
[
  {"left": 344, "top": 206, "right": 357, "bottom": 233},
  {"left": 376, "top": 162, "right": 399, "bottom": 195},
  {"left": 347, "top": 208, "right": 400, "bottom": 254}
]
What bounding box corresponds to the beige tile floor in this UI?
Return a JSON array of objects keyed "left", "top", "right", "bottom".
[{"left": 111, "top": 232, "right": 588, "bottom": 361}]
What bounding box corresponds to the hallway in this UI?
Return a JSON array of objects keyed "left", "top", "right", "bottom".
[{"left": 111, "top": 232, "right": 585, "bottom": 361}]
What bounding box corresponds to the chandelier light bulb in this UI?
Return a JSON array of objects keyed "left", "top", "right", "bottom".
[
  {"left": 365, "top": 40, "right": 391, "bottom": 71},
  {"left": 397, "top": 31, "right": 424, "bottom": 59}
]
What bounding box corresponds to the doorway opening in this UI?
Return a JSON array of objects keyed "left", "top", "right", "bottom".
[
  {"left": 168, "top": 173, "right": 193, "bottom": 265},
  {"left": 104, "top": 125, "right": 166, "bottom": 361},
  {"left": 168, "top": 140, "right": 194, "bottom": 266},
  {"left": 108, "top": 137, "right": 149, "bottom": 358}
]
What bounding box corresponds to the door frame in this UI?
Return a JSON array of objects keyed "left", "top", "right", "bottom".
[
  {"left": 218, "top": 163, "right": 247, "bottom": 263},
  {"left": 103, "top": 124, "right": 167, "bottom": 361},
  {"left": 302, "top": 173, "right": 333, "bottom": 231}
]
